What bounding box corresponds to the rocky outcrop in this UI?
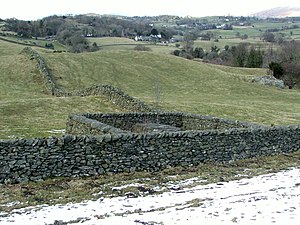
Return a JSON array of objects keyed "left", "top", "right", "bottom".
[{"left": 252, "top": 76, "right": 285, "bottom": 89}]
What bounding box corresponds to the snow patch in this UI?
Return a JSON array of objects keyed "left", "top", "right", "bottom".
[{"left": 0, "top": 168, "right": 299, "bottom": 225}]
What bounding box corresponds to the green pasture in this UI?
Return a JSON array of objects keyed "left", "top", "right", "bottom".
[
  {"left": 1, "top": 23, "right": 300, "bottom": 211},
  {"left": 88, "top": 37, "right": 177, "bottom": 54},
  {"left": 0, "top": 40, "right": 119, "bottom": 139},
  {"left": 1, "top": 37, "right": 300, "bottom": 139},
  {"left": 192, "top": 38, "right": 264, "bottom": 51},
  {"left": 42, "top": 48, "right": 300, "bottom": 126},
  {"left": 88, "top": 37, "right": 136, "bottom": 45},
  {"left": 0, "top": 35, "right": 66, "bottom": 51}
]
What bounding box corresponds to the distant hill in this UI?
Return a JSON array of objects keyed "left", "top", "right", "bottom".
[{"left": 251, "top": 7, "right": 300, "bottom": 18}]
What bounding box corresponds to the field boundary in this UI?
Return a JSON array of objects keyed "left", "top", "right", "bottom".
[
  {"left": 21, "top": 47, "right": 154, "bottom": 112},
  {"left": 0, "top": 35, "right": 47, "bottom": 49},
  {"left": 0, "top": 112, "right": 299, "bottom": 184}
]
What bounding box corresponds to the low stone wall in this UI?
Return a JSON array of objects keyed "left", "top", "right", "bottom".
[
  {"left": 21, "top": 47, "right": 153, "bottom": 112},
  {"left": 2, "top": 48, "right": 297, "bottom": 184},
  {"left": 21, "top": 47, "right": 59, "bottom": 95},
  {"left": 64, "top": 85, "right": 153, "bottom": 112},
  {"left": 0, "top": 124, "right": 299, "bottom": 184},
  {"left": 66, "top": 114, "right": 132, "bottom": 136},
  {"left": 66, "top": 112, "right": 264, "bottom": 135}
]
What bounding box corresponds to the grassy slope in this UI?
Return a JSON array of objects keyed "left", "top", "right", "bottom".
[
  {"left": 1, "top": 28, "right": 300, "bottom": 212},
  {"left": 1, "top": 38, "right": 300, "bottom": 139},
  {"left": 0, "top": 40, "right": 120, "bottom": 139},
  {"left": 0, "top": 35, "right": 67, "bottom": 51},
  {"left": 42, "top": 48, "right": 300, "bottom": 126}
]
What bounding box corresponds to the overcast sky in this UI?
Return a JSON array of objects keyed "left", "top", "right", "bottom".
[{"left": 1, "top": 0, "right": 300, "bottom": 20}]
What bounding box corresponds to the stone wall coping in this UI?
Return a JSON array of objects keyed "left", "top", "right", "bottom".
[{"left": 2, "top": 124, "right": 299, "bottom": 144}]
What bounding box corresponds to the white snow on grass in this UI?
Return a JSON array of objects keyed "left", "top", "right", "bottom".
[
  {"left": 0, "top": 168, "right": 299, "bottom": 225},
  {"left": 47, "top": 129, "right": 66, "bottom": 134}
]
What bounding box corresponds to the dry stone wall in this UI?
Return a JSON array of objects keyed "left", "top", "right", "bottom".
[
  {"left": 2, "top": 48, "right": 297, "bottom": 184},
  {"left": 21, "top": 47, "right": 153, "bottom": 112},
  {"left": 66, "top": 112, "right": 264, "bottom": 135},
  {"left": 1, "top": 112, "right": 299, "bottom": 184}
]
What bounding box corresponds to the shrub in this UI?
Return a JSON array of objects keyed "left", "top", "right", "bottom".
[
  {"left": 269, "top": 62, "right": 284, "bottom": 79},
  {"left": 173, "top": 49, "right": 181, "bottom": 56}
]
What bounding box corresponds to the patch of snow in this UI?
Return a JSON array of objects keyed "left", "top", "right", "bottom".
[
  {"left": 111, "top": 183, "right": 141, "bottom": 191},
  {"left": 47, "top": 129, "right": 65, "bottom": 134},
  {"left": 0, "top": 168, "right": 299, "bottom": 225},
  {"left": 0, "top": 201, "right": 21, "bottom": 208}
]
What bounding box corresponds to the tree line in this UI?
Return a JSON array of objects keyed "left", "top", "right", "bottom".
[
  {"left": 174, "top": 35, "right": 300, "bottom": 88},
  {"left": 2, "top": 15, "right": 176, "bottom": 52},
  {"left": 2, "top": 15, "right": 300, "bottom": 88}
]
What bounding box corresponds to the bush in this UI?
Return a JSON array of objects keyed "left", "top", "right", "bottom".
[
  {"left": 192, "top": 47, "right": 205, "bottom": 59},
  {"left": 90, "top": 42, "right": 100, "bottom": 52},
  {"left": 173, "top": 50, "right": 181, "bottom": 56},
  {"left": 269, "top": 62, "right": 284, "bottom": 79},
  {"left": 45, "top": 43, "right": 54, "bottom": 49},
  {"left": 173, "top": 49, "right": 193, "bottom": 59}
]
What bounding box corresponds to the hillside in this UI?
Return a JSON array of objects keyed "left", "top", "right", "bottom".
[
  {"left": 1, "top": 39, "right": 300, "bottom": 139},
  {"left": 42, "top": 49, "right": 300, "bottom": 126},
  {"left": 251, "top": 7, "right": 300, "bottom": 18},
  {"left": 0, "top": 40, "right": 121, "bottom": 139}
]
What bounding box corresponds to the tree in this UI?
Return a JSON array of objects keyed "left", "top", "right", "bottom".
[
  {"left": 279, "top": 41, "right": 300, "bottom": 88},
  {"left": 160, "top": 29, "right": 173, "bottom": 41},
  {"left": 205, "top": 51, "right": 219, "bottom": 61},
  {"left": 173, "top": 50, "right": 181, "bottom": 56},
  {"left": 45, "top": 43, "right": 54, "bottom": 49},
  {"left": 56, "top": 30, "right": 73, "bottom": 45},
  {"left": 269, "top": 62, "right": 284, "bottom": 79},
  {"left": 193, "top": 47, "right": 205, "bottom": 59},
  {"left": 68, "top": 33, "right": 89, "bottom": 53},
  {"left": 283, "top": 61, "right": 300, "bottom": 88},
  {"left": 56, "top": 30, "right": 89, "bottom": 53},
  {"left": 17, "top": 21, "right": 32, "bottom": 38},
  {"left": 263, "top": 32, "right": 275, "bottom": 42},
  {"left": 211, "top": 46, "right": 220, "bottom": 53},
  {"left": 182, "top": 33, "right": 194, "bottom": 52},
  {"left": 246, "top": 47, "right": 263, "bottom": 68},
  {"left": 279, "top": 40, "right": 300, "bottom": 63},
  {"left": 219, "top": 47, "right": 233, "bottom": 63},
  {"left": 90, "top": 42, "right": 100, "bottom": 52},
  {"left": 231, "top": 43, "right": 248, "bottom": 67},
  {"left": 151, "top": 28, "right": 159, "bottom": 36},
  {"left": 241, "top": 34, "right": 248, "bottom": 40},
  {"left": 223, "top": 24, "right": 233, "bottom": 30}
]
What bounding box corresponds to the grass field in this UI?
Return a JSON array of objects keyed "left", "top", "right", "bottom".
[
  {"left": 1, "top": 27, "right": 300, "bottom": 214},
  {"left": 0, "top": 35, "right": 67, "bottom": 51},
  {"left": 42, "top": 48, "right": 300, "bottom": 125},
  {"left": 0, "top": 40, "right": 120, "bottom": 139},
  {"left": 1, "top": 37, "right": 300, "bottom": 139},
  {"left": 88, "top": 37, "right": 178, "bottom": 54},
  {"left": 192, "top": 19, "right": 300, "bottom": 50},
  {"left": 193, "top": 37, "right": 269, "bottom": 51}
]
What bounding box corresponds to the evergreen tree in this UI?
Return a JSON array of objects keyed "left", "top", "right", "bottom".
[{"left": 246, "top": 48, "right": 263, "bottom": 68}]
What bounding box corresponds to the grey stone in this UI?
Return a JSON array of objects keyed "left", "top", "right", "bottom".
[{"left": 252, "top": 76, "right": 285, "bottom": 89}]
